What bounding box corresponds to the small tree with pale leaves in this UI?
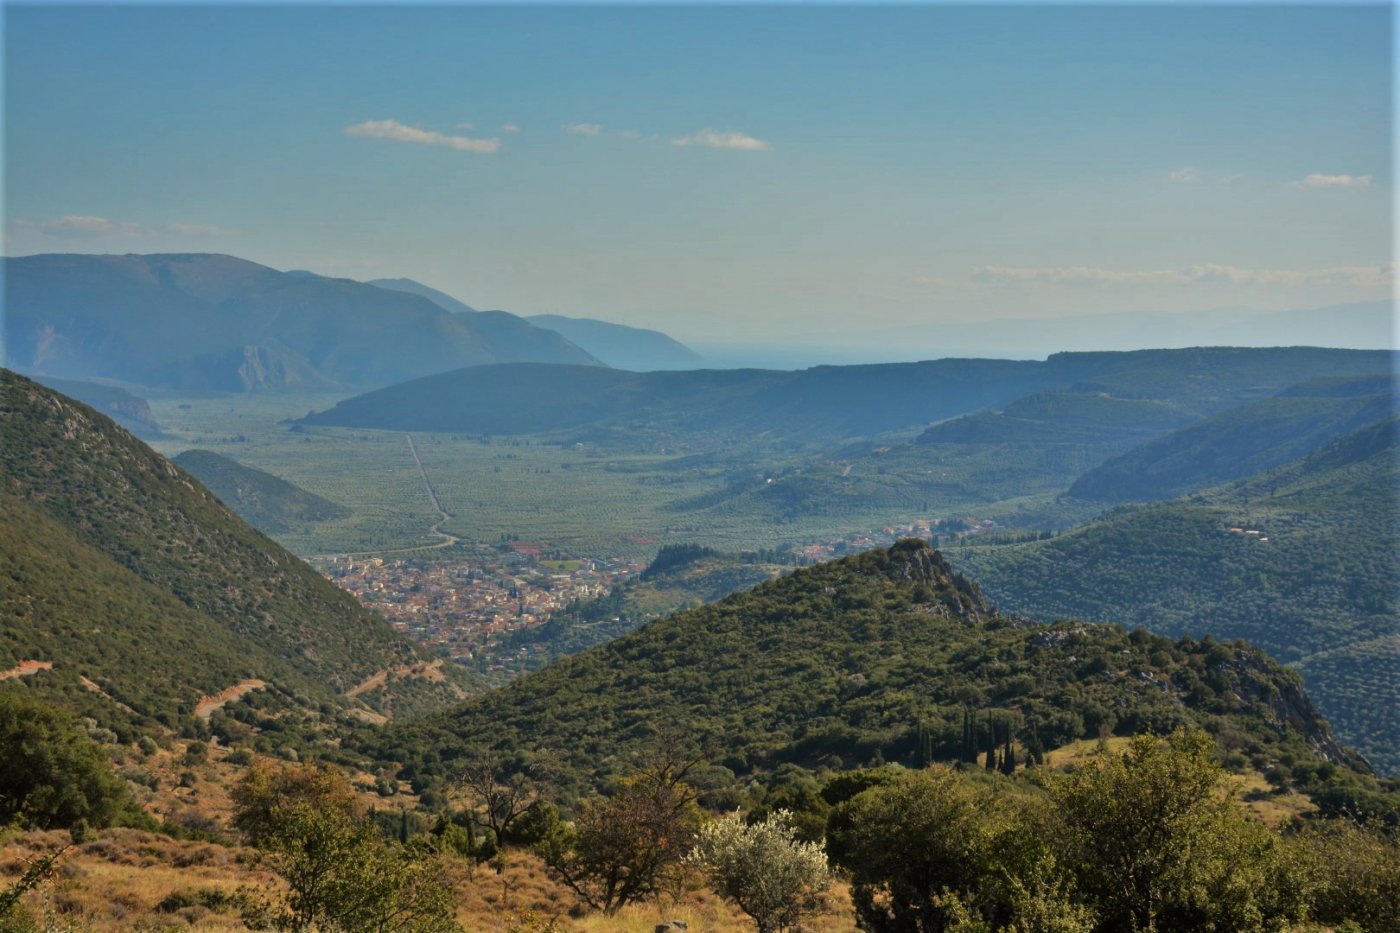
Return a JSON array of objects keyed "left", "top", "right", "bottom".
[{"left": 688, "top": 810, "right": 831, "bottom": 933}]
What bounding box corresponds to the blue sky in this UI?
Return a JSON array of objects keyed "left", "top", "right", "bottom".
[{"left": 4, "top": 3, "right": 1392, "bottom": 348}]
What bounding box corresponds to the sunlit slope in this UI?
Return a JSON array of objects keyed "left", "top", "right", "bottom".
[
  {"left": 956, "top": 418, "right": 1399, "bottom": 772},
  {"left": 375, "top": 540, "right": 1362, "bottom": 803}
]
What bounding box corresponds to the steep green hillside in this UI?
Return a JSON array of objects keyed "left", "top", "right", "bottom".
[
  {"left": 0, "top": 370, "right": 467, "bottom": 727},
  {"left": 302, "top": 347, "right": 1390, "bottom": 448},
  {"left": 1068, "top": 374, "right": 1396, "bottom": 502},
  {"left": 172, "top": 449, "right": 350, "bottom": 535},
  {"left": 956, "top": 418, "right": 1399, "bottom": 773},
  {"left": 4, "top": 253, "right": 598, "bottom": 392},
  {"left": 374, "top": 541, "right": 1369, "bottom": 808}
]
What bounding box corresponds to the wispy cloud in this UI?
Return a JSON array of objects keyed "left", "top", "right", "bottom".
[
  {"left": 499, "top": 123, "right": 520, "bottom": 134},
  {"left": 343, "top": 119, "right": 501, "bottom": 153},
  {"left": 971, "top": 263, "right": 1393, "bottom": 289},
  {"left": 1169, "top": 167, "right": 1198, "bottom": 182},
  {"left": 12, "top": 216, "right": 234, "bottom": 240},
  {"left": 166, "top": 223, "right": 236, "bottom": 237},
  {"left": 564, "top": 122, "right": 603, "bottom": 136},
  {"left": 672, "top": 128, "right": 770, "bottom": 151},
  {"left": 1292, "top": 173, "right": 1372, "bottom": 189}
]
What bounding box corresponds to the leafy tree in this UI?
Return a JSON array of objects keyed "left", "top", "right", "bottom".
[
  {"left": 1045, "top": 728, "right": 1308, "bottom": 931},
  {"left": 826, "top": 764, "right": 1013, "bottom": 932},
  {"left": 232, "top": 763, "right": 459, "bottom": 932},
  {"left": 1292, "top": 818, "right": 1400, "bottom": 932},
  {"left": 688, "top": 809, "right": 831, "bottom": 933},
  {"left": 0, "top": 693, "right": 130, "bottom": 830},
  {"left": 537, "top": 759, "right": 702, "bottom": 915}
]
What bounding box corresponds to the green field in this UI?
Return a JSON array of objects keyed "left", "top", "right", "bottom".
[{"left": 144, "top": 393, "right": 1090, "bottom": 562}]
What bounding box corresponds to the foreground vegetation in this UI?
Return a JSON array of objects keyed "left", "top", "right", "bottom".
[{"left": 3, "top": 703, "right": 1397, "bottom": 932}]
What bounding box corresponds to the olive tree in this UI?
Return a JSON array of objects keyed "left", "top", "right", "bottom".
[{"left": 688, "top": 809, "right": 831, "bottom": 933}]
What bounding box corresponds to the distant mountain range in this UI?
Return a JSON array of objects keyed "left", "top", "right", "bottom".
[
  {"left": 300, "top": 347, "right": 1393, "bottom": 445},
  {"left": 366, "top": 275, "right": 703, "bottom": 371},
  {"left": 0, "top": 370, "right": 468, "bottom": 730},
  {"left": 526, "top": 313, "right": 703, "bottom": 371},
  {"left": 3, "top": 253, "right": 599, "bottom": 393}
]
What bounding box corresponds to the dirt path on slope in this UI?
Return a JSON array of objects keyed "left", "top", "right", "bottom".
[
  {"left": 346, "top": 658, "right": 446, "bottom": 698},
  {"left": 0, "top": 659, "right": 52, "bottom": 681},
  {"left": 195, "top": 679, "right": 267, "bottom": 719}
]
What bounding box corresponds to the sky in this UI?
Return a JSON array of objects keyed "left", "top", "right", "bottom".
[{"left": 3, "top": 3, "right": 1394, "bottom": 352}]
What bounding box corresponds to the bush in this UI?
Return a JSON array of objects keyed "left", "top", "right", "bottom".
[{"left": 0, "top": 693, "right": 131, "bottom": 830}]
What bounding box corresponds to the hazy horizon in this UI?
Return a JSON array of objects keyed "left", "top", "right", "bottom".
[{"left": 4, "top": 3, "right": 1393, "bottom": 355}]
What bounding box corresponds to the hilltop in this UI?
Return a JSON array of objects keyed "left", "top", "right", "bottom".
[
  {"left": 0, "top": 371, "right": 469, "bottom": 735},
  {"left": 3, "top": 253, "right": 598, "bottom": 392},
  {"left": 372, "top": 540, "right": 1371, "bottom": 809},
  {"left": 956, "top": 417, "right": 1399, "bottom": 773}
]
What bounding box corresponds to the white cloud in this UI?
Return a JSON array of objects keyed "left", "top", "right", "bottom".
[
  {"left": 672, "top": 128, "right": 770, "bottom": 151},
  {"left": 454, "top": 122, "right": 475, "bottom": 130},
  {"left": 166, "top": 223, "right": 236, "bottom": 237},
  {"left": 343, "top": 119, "right": 501, "bottom": 153},
  {"left": 11, "top": 216, "right": 234, "bottom": 240},
  {"left": 1169, "top": 167, "right": 1198, "bottom": 182},
  {"left": 564, "top": 122, "right": 604, "bottom": 136},
  {"left": 618, "top": 129, "right": 642, "bottom": 140},
  {"left": 1293, "top": 173, "right": 1373, "bottom": 189},
  {"left": 499, "top": 123, "right": 520, "bottom": 134},
  {"left": 970, "top": 263, "right": 1394, "bottom": 289}
]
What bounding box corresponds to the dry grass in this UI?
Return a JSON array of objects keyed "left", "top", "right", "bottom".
[
  {"left": 450, "top": 851, "right": 856, "bottom": 932},
  {"left": 2, "top": 834, "right": 856, "bottom": 932}
]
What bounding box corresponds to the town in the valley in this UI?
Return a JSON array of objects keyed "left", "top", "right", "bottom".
[{"left": 317, "top": 515, "right": 996, "bottom": 675}]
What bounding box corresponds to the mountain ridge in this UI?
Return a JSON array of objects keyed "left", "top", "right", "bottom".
[{"left": 4, "top": 253, "right": 600, "bottom": 393}]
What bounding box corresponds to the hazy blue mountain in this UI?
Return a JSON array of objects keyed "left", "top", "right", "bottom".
[
  {"left": 526, "top": 313, "right": 702, "bottom": 370},
  {"left": 300, "top": 347, "right": 1391, "bottom": 446},
  {"left": 3, "top": 253, "right": 598, "bottom": 392},
  {"left": 367, "top": 276, "right": 478, "bottom": 314},
  {"left": 1068, "top": 373, "right": 1398, "bottom": 503}
]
